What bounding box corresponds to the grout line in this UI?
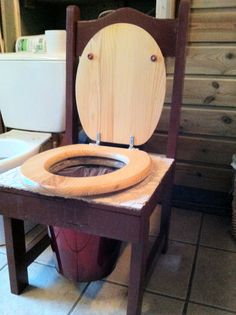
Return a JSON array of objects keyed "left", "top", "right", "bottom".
[
  {"left": 67, "top": 282, "right": 90, "bottom": 315},
  {"left": 0, "top": 263, "right": 8, "bottom": 272},
  {"left": 199, "top": 244, "right": 236, "bottom": 254},
  {"left": 104, "top": 278, "right": 187, "bottom": 303},
  {"left": 0, "top": 252, "right": 8, "bottom": 271},
  {"left": 189, "top": 301, "right": 236, "bottom": 314},
  {"left": 144, "top": 288, "right": 186, "bottom": 303},
  {"left": 169, "top": 239, "right": 236, "bottom": 254},
  {"left": 182, "top": 212, "right": 204, "bottom": 315},
  {"left": 152, "top": 233, "right": 199, "bottom": 246},
  {"left": 102, "top": 278, "right": 128, "bottom": 288},
  {"left": 94, "top": 277, "right": 188, "bottom": 307},
  {"left": 168, "top": 238, "right": 198, "bottom": 246}
]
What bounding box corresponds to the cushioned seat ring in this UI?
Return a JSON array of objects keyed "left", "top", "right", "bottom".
[{"left": 20, "top": 144, "right": 152, "bottom": 197}]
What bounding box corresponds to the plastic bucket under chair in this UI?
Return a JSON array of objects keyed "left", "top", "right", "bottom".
[
  {"left": 48, "top": 155, "right": 123, "bottom": 282},
  {"left": 49, "top": 227, "right": 121, "bottom": 282}
]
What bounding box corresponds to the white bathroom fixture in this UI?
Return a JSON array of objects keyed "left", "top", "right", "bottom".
[{"left": 0, "top": 50, "right": 66, "bottom": 244}]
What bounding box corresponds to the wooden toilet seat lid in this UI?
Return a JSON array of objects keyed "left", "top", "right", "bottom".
[
  {"left": 20, "top": 144, "right": 152, "bottom": 197},
  {"left": 76, "top": 23, "right": 166, "bottom": 146}
]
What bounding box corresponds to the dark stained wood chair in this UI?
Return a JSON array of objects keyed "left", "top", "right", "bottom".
[{"left": 0, "top": 1, "right": 190, "bottom": 315}]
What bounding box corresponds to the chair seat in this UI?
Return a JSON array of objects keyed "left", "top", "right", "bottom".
[{"left": 0, "top": 153, "right": 174, "bottom": 211}]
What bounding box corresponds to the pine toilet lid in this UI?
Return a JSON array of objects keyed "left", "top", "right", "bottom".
[{"left": 76, "top": 23, "right": 166, "bottom": 146}]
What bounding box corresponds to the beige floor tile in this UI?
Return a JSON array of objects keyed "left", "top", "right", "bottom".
[
  {"left": 0, "top": 262, "right": 87, "bottom": 315},
  {"left": 200, "top": 214, "right": 236, "bottom": 252},
  {"left": 190, "top": 247, "right": 236, "bottom": 312},
  {"left": 0, "top": 244, "right": 6, "bottom": 254},
  {"left": 108, "top": 240, "right": 195, "bottom": 300},
  {"left": 169, "top": 208, "right": 202, "bottom": 244},
  {"left": 147, "top": 241, "right": 195, "bottom": 299},
  {"left": 35, "top": 246, "right": 55, "bottom": 267},
  {"left": 0, "top": 245, "right": 55, "bottom": 269},
  {"left": 107, "top": 240, "right": 157, "bottom": 285},
  {"left": 187, "top": 303, "right": 235, "bottom": 315},
  {"left": 71, "top": 281, "right": 184, "bottom": 315},
  {"left": 0, "top": 253, "right": 7, "bottom": 269},
  {"left": 107, "top": 243, "right": 130, "bottom": 285}
]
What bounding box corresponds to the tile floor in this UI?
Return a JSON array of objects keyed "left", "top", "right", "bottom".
[{"left": 0, "top": 208, "right": 235, "bottom": 315}]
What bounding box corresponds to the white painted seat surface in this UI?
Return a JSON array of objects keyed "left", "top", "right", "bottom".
[{"left": 0, "top": 154, "right": 174, "bottom": 211}]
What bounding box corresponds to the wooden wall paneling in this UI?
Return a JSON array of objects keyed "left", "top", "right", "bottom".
[
  {"left": 165, "top": 0, "right": 236, "bottom": 197},
  {"left": 166, "top": 45, "right": 236, "bottom": 76},
  {"left": 191, "top": 0, "right": 236, "bottom": 9},
  {"left": 144, "top": 133, "right": 236, "bottom": 166},
  {"left": 174, "top": 162, "right": 233, "bottom": 192},
  {"left": 0, "top": 0, "right": 21, "bottom": 52},
  {"left": 157, "top": 106, "right": 236, "bottom": 137},
  {"left": 0, "top": 24, "right": 4, "bottom": 52},
  {"left": 189, "top": 9, "right": 236, "bottom": 42},
  {"left": 165, "top": 76, "right": 236, "bottom": 107}
]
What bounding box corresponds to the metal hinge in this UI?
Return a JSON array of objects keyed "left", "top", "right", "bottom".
[
  {"left": 96, "top": 132, "right": 101, "bottom": 145},
  {"left": 129, "top": 136, "right": 135, "bottom": 149}
]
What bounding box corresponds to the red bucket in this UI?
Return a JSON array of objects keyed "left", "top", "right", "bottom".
[
  {"left": 48, "top": 159, "right": 122, "bottom": 282},
  {"left": 49, "top": 226, "right": 121, "bottom": 282}
]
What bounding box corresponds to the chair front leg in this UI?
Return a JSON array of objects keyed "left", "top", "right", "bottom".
[
  {"left": 127, "top": 220, "right": 149, "bottom": 315},
  {"left": 4, "top": 217, "right": 28, "bottom": 294}
]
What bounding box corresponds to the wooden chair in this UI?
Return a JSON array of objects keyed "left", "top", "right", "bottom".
[{"left": 0, "top": 1, "right": 190, "bottom": 315}]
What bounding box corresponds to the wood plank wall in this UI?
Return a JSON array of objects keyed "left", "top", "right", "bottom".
[
  {"left": 0, "top": 0, "right": 21, "bottom": 52},
  {"left": 145, "top": 0, "right": 236, "bottom": 193}
]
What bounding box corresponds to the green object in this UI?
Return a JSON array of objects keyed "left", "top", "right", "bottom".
[{"left": 16, "top": 35, "right": 46, "bottom": 53}]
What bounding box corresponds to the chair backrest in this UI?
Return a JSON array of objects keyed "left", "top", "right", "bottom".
[{"left": 63, "top": 0, "right": 190, "bottom": 159}]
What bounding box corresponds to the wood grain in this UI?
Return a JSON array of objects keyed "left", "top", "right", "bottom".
[
  {"left": 76, "top": 23, "right": 166, "bottom": 146},
  {"left": 0, "top": 0, "right": 21, "bottom": 52},
  {"left": 192, "top": 0, "right": 236, "bottom": 9},
  {"left": 175, "top": 162, "right": 233, "bottom": 192},
  {"left": 174, "top": 1, "right": 236, "bottom": 194},
  {"left": 157, "top": 106, "right": 236, "bottom": 137},
  {"left": 189, "top": 9, "right": 236, "bottom": 42},
  {"left": 166, "top": 45, "right": 236, "bottom": 76},
  {"left": 144, "top": 133, "right": 236, "bottom": 166},
  {"left": 165, "top": 77, "right": 236, "bottom": 107},
  {"left": 20, "top": 144, "right": 153, "bottom": 197}
]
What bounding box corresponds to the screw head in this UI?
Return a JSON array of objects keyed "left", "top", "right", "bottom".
[
  {"left": 151, "top": 55, "right": 157, "bottom": 62},
  {"left": 87, "top": 53, "right": 94, "bottom": 60}
]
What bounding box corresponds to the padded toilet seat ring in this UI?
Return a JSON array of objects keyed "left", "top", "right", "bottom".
[{"left": 20, "top": 144, "right": 152, "bottom": 197}]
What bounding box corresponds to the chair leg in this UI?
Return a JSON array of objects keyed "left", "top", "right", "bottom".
[
  {"left": 161, "top": 169, "right": 174, "bottom": 254},
  {"left": 127, "top": 222, "right": 149, "bottom": 315},
  {"left": 3, "top": 217, "right": 28, "bottom": 294}
]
